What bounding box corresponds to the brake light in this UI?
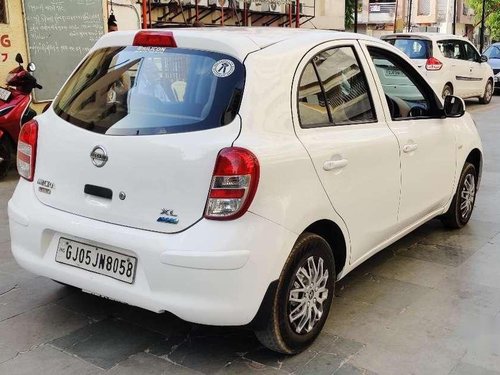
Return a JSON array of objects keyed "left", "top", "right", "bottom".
[
  {"left": 204, "top": 147, "right": 260, "bottom": 220},
  {"left": 133, "top": 31, "right": 177, "bottom": 48},
  {"left": 17, "top": 120, "right": 38, "bottom": 181},
  {"left": 426, "top": 57, "right": 443, "bottom": 71}
]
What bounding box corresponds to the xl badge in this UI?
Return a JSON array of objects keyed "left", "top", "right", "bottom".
[
  {"left": 157, "top": 209, "right": 179, "bottom": 225},
  {"left": 90, "top": 146, "right": 108, "bottom": 168}
]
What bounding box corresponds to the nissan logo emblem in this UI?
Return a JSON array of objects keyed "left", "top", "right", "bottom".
[{"left": 90, "top": 146, "right": 108, "bottom": 167}]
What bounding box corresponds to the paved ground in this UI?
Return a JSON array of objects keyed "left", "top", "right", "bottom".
[{"left": 0, "top": 96, "right": 500, "bottom": 375}]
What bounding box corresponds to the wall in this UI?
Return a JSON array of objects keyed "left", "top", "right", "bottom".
[
  {"left": 0, "top": 0, "right": 28, "bottom": 87},
  {"left": 105, "top": 0, "right": 141, "bottom": 31},
  {"left": 0, "top": 0, "right": 48, "bottom": 112},
  {"left": 303, "top": 0, "right": 345, "bottom": 30}
]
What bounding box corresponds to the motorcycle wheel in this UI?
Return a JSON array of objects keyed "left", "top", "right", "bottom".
[{"left": 0, "top": 139, "right": 13, "bottom": 180}]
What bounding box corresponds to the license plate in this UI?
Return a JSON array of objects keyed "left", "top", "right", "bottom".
[
  {"left": 385, "top": 69, "right": 402, "bottom": 77},
  {"left": 56, "top": 238, "right": 137, "bottom": 284},
  {"left": 0, "top": 87, "right": 11, "bottom": 101}
]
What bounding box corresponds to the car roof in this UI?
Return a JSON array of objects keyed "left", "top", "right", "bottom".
[
  {"left": 94, "top": 27, "right": 382, "bottom": 60},
  {"left": 382, "top": 32, "right": 470, "bottom": 42}
]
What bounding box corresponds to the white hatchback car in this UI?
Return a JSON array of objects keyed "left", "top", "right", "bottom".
[
  {"left": 381, "top": 33, "right": 494, "bottom": 102},
  {"left": 9, "top": 28, "right": 482, "bottom": 354}
]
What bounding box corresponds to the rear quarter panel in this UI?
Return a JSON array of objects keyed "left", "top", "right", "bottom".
[{"left": 233, "top": 40, "right": 351, "bottom": 278}]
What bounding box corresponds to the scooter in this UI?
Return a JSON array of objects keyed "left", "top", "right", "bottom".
[{"left": 0, "top": 53, "right": 42, "bottom": 179}]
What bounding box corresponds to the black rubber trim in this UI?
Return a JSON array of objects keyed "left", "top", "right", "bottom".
[
  {"left": 247, "top": 280, "right": 278, "bottom": 329},
  {"left": 84, "top": 184, "right": 113, "bottom": 200}
]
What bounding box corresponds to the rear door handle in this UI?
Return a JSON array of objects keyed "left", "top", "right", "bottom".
[
  {"left": 402, "top": 144, "right": 418, "bottom": 153},
  {"left": 323, "top": 159, "right": 348, "bottom": 171}
]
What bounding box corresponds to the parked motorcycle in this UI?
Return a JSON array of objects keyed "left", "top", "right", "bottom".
[{"left": 0, "top": 53, "right": 42, "bottom": 179}]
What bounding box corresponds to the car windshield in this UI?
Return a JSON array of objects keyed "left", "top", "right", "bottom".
[
  {"left": 384, "top": 38, "right": 431, "bottom": 60},
  {"left": 484, "top": 45, "right": 500, "bottom": 59},
  {"left": 54, "top": 46, "right": 245, "bottom": 135}
]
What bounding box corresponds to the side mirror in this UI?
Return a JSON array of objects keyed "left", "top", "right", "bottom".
[
  {"left": 443, "top": 95, "right": 465, "bottom": 118},
  {"left": 480, "top": 55, "right": 488, "bottom": 63},
  {"left": 27, "top": 62, "right": 36, "bottom": 72},
  {"left": 15, "top": 53, "right": 23, "bottom": 64}
]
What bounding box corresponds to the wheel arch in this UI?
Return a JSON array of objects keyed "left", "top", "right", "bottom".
[{"left": 303, "top": 219, "right": 347, "bottom": 277}]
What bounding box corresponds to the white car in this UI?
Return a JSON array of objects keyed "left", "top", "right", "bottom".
[
  {"left": 381, "top": 33, "right": 494, "bottom": 102},
  {"left": 9, "top": 28, "right": 483, "bottom": 354}
]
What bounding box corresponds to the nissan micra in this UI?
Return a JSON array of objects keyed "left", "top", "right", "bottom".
[{"left": 9, "top": 28, "right": 482, "bottom": 354}]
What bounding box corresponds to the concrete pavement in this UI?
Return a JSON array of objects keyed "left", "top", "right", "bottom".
[{"left": 0, "top": 97, "right": 499, "bottom": 374}]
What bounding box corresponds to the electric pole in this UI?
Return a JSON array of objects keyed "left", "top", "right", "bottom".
[
  {"left": 479, "top": 0, "right": 486, "bottom": 53},
  {"left": 452, "top": 0, "right": 457, "bottom": 34},
  {"left": 354, "top": 0, "right": 358, "bottom": 33}
]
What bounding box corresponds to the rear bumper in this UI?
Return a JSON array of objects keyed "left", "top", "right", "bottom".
[{"left": 8, "top": 179, "right": 297, "bottom": 326}]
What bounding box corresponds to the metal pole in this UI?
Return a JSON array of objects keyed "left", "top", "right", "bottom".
[
  {"left": 354, "top": 0, "right": 358, "bottom": 33},
  {"left": 295, "top": 0, "right": 300, "bottom": 28},
  {"left": 407, "top": 0, "right": 413, "bottom": 32},
  {"left": 142, "top": 0, "right": 147, "bottom": 28},
  {"left": 479, "top": 0, "right": 486, "bottom": 53},
  {"left": 393, "top": 0, "right": 399, "bottom": 33},
  {"left": 452, "top": 0, "right": 457, "bottom": 34}
]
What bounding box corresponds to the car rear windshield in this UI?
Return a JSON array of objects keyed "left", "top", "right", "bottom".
[
  {"left": 54, "top": 46, "right": 245, "bottom": 135},
  {"left": 384, "top": 38, "right": 432, "bottom": 60}
]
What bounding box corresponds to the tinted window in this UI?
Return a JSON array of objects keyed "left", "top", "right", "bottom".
[
  {"left": 298, "top": 46, "right": 376, "bottom": 127},
  {"left": 385, "top": 38, "right": 431, "bottom": 59},
  {"left": 298, "top": 62, "right": 330, "bottom": 126},
  {"left": 369, "top": 48, "right": 431, "bottom": 120},
  {"left": 437, "top": 40, "right": 464, "bottom": 60},
  {"left": 54, "top": 47, "right": 245, "bottom": 135},
  {"left": 463, "top": 41, "right": 480, "bottom": 62},
  {"left": 484, "top": 45, "right": 500, "bottom": 59}
]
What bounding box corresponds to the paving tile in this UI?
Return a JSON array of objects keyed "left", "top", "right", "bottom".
[
  {"left": 0, "top": 276, "right": 72, "bottom": 321},
  {"left": 334, "top": 363, "right": 378, "bottom": 375},
  {"left": 50, "top": 318, "right": 164, "bottom": 370},
  {"left": 369, "top": 254, "right": 453, "bottom": 288},
  {"left": 0, "top": 344, "right": 103, "bottom": 375},
  {"left": 450, "top": 361, "right": 500, "bottom": 375},
  {"left": 452, "top": 315, "right": 500, "bottom": 373},
  {"left": 323, "top": 297, "right": 399, "bottom": 346},
  {"left": 396, "top": 242, "right": 478, "bottom": 267},
  {"left": 336, "top": 273, "right": 432, "bottom": 312},
  {"left": 158, "top": 325, "right": 261, "bottom": 374},
  {"left": 107, "top": 352, "right": 200, "bottom": 375},
  {"left": 215, "top": 358, "right": 288, "bottom": 374},
  {"left": 0, "top": 303, "right": 89, "bottom": 363},
  {"left": 349, "top": 343, "right": 461, "bottom": 375},
  {"left": 55, "top": 290, "right": 128, "bottom": 322},
  {"left": 117, "top": 305, "right": 192, "bottom": 337}
]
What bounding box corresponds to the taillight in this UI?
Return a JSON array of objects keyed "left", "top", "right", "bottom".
[
  {"left": 204, "top": 147, "right": 260, "bottom": 220},
  {"left": 17, "top": 120, "right": 38, "bottom": 181},
  {"left": 426, "top": 57, "right": 443, "bottom": 71},
  {"left": 133, "top": 31, "right": 177, "bottom": 47}
]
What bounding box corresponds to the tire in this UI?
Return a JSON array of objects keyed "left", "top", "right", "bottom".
[
  {"left": 441, "top": 162, "right": 477, "bottom": 229},
  {"left": 254, "top": 233, "right": 335, "bottom": 354},
  {"left": 0, "top": 139, "right": 13, "bottom": 180},
  {"left": 479, "top": 79, "right": 493, "bottom": 104},
  {"left": 442, "top": 83, "right": 453, "bottom": 98}
]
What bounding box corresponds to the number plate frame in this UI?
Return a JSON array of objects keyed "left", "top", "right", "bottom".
[
  {"left": 0, "top": 87, "right": 12, "bottom": 101},
  {"left": 55, "top": 238, "right": 137, "bottom": 284}
]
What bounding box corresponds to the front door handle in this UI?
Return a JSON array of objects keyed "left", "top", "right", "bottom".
[
  {"left": 402, "top": 144, "right": 418, "bottom": 153},
  {"left": 323, "top": 159, "right": 348, "bottom": 171}
]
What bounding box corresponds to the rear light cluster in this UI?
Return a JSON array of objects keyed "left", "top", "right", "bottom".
[
  {"left": 425, "top": 57, "right": 443, "bottom": 71},
  {"left": 133, "top": 31, "right": 177, "bottom": 48},
  {"left": 204, "top": 147, "right": 260, "bottom": 220},
  {"left": 17, "top": 120, "right": 38, "bottom": 181}
]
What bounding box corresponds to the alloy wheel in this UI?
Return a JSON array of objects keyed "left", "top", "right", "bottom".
[
  {"left": 460, "top": 173, "right": 475, "bottom": 220},
  {"left": 288, "top": 256, "right": 329, "bottom": 335}
]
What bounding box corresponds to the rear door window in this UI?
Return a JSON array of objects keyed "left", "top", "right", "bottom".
[{"left": 54, "top": 47, "right": 245, "bottom": 135}]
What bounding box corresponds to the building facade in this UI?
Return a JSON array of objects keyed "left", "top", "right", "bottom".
[{"left": 356, "top": 0, "right": 474, "bottom": 37}]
